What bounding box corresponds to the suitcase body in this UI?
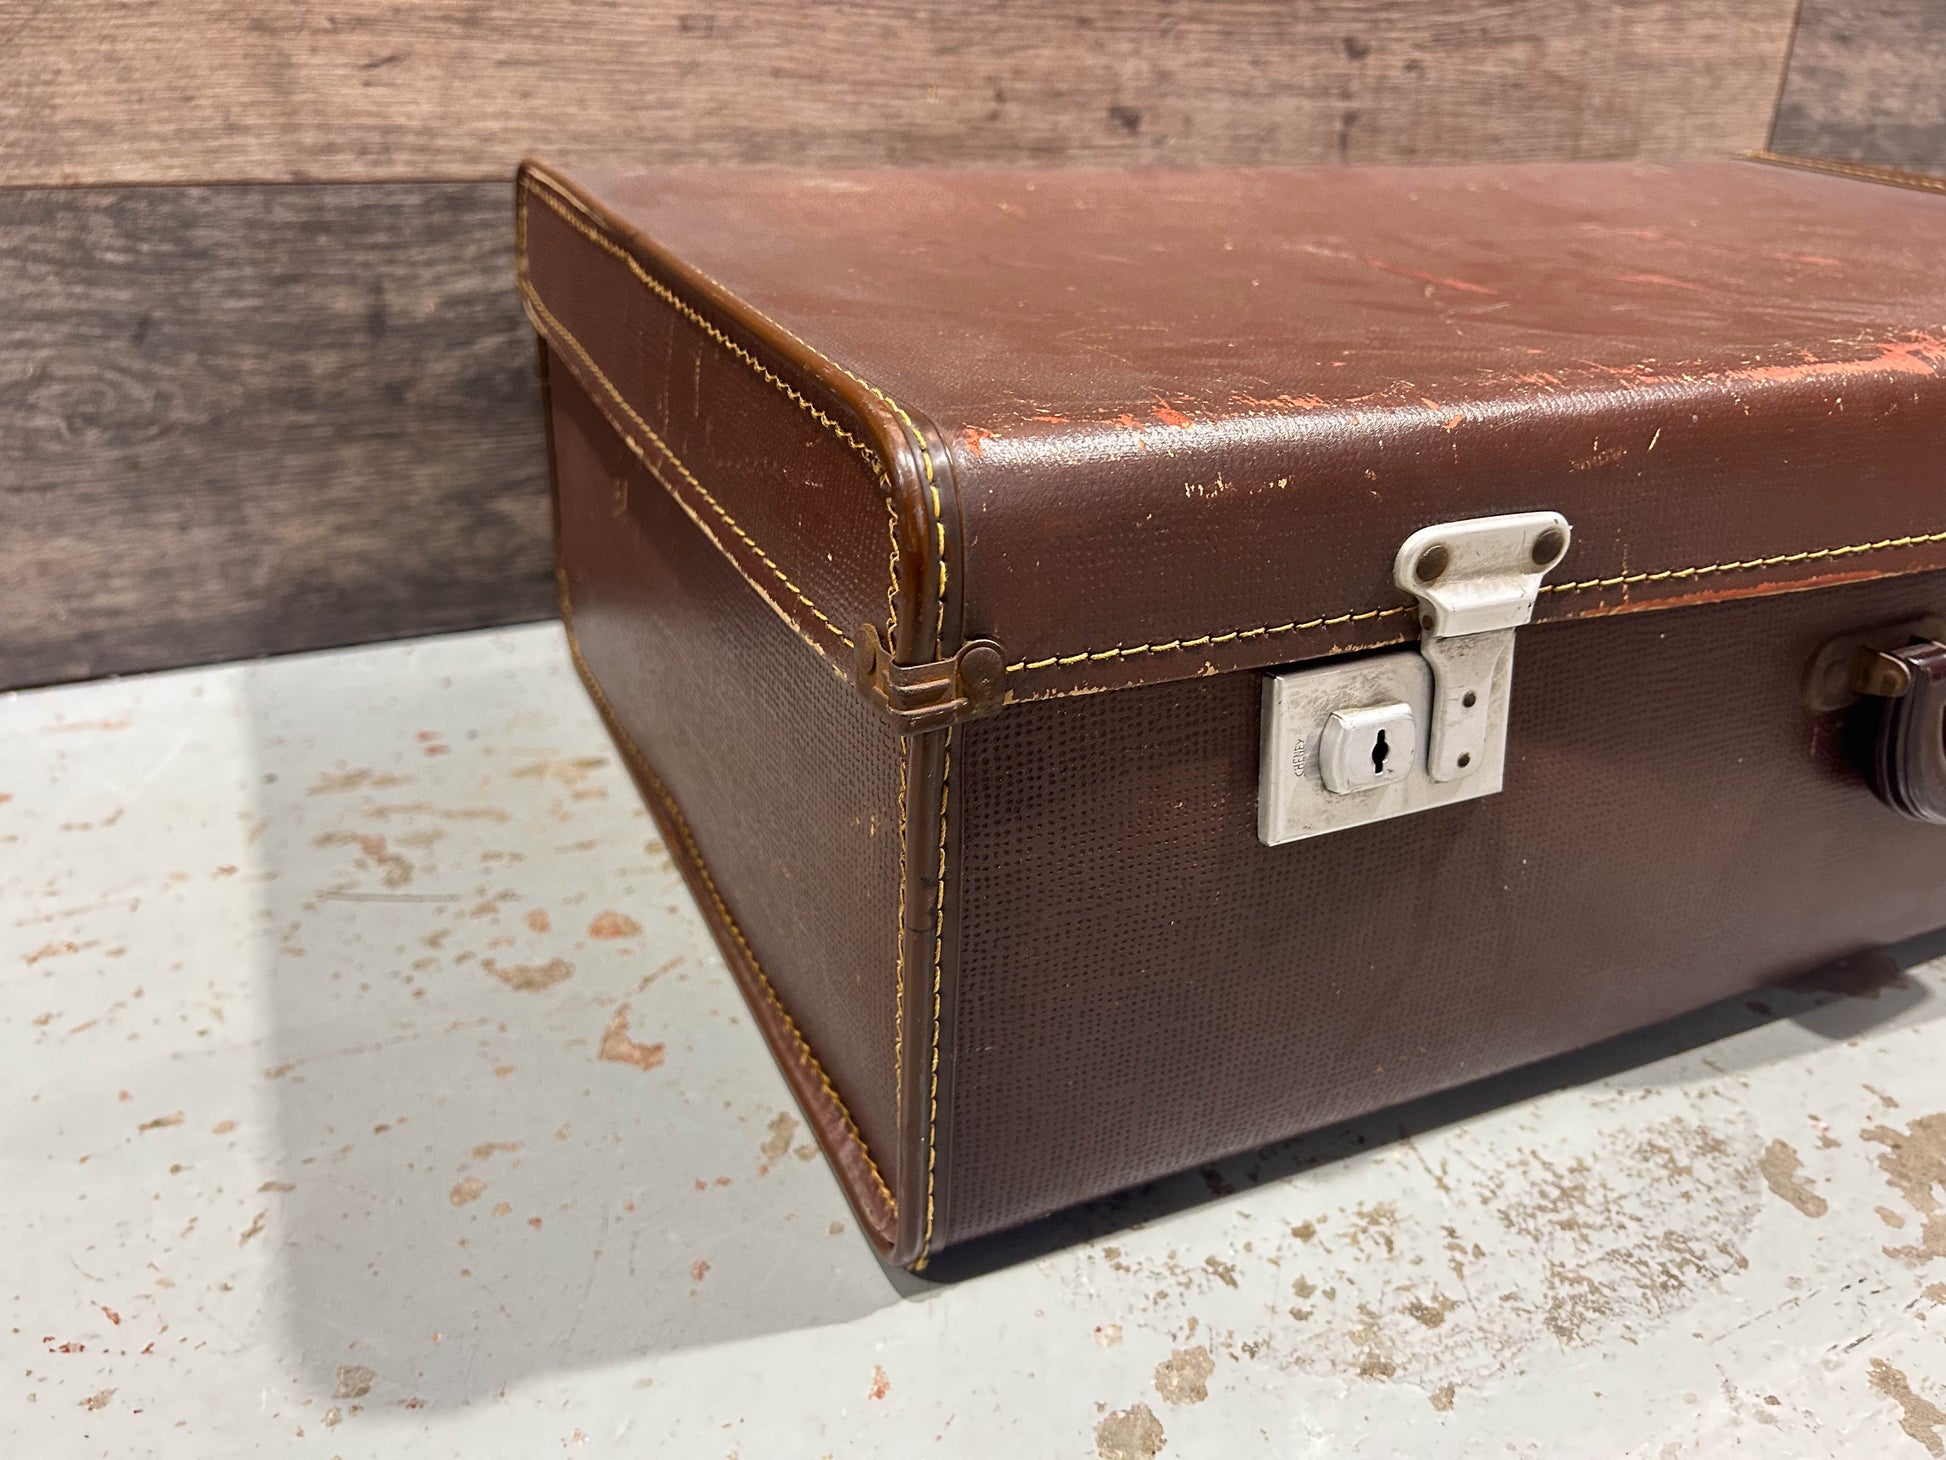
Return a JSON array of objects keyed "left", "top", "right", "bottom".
[{"left": 518, "top": 156, "right": 1946, "bottom": 1266}]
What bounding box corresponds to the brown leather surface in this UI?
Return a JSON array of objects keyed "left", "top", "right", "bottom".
[
  {"left": 525, "top": 159, "right": 1946, "bottom": 1265},
  {"left": 535, "top": 160, "right": 1946, "bottom": 705},
  {"left": 518, "top": 166, "right": 953, "bottom": 678},
  {"left": 940, "top": 571, "right": 1946, "bottom": 1246},
  {"left": 546, "top": 354, "right": 907, "bottom": 1253}
]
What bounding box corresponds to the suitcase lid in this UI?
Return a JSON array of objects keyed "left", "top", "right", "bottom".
[{"left": 519, "top": 156, "right": 1946, "bottom": 724}]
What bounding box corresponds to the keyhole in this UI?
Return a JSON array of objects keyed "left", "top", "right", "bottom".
[{"left": 1371, "top": 728, "right": 1391, "bottom": 777}]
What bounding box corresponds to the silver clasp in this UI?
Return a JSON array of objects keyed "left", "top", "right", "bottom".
[
  {"left": 1257, "top": 511, "right": 1571, "bottom": 846},
  {"left": 1394, "top": 513, "right": 1570, "bottom": 782}
]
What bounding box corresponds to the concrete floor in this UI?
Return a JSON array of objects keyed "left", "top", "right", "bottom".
[{"left": 6, "top": 624, "right": 1946, "bottom": 1458}]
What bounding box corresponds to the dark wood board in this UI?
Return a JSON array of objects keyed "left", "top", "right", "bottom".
[
  {"left": 0, "top": 182, "right": 553, "bottom": 690},
  {"left": 4, "top": 0, "right": 1800, "bottom": 184},
  {"left": 1769, "top": 0, "right": 1946, "bottom": 172}
]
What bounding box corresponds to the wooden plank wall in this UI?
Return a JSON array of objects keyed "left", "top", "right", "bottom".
[
  {"left": 1769, "top": 0, "right": 1946, "bottom": 173},
  {"left": 0, "top": 185, "right": 551, "bottom": 689},
  {"left": 5, "top": 0, "right": 1933, "bottom": 689}
]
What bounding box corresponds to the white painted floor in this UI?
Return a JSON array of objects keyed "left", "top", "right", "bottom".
[{"left": 6, "top": 624, "right": 1946, "bottom": 1459}]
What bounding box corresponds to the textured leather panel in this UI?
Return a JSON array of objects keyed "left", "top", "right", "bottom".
[
  {"left": 520, "top": 169, "right": 913, "bottom": 676},
  {"left": 550, "top": 162, "right": 1946, "bottom": 701},
  {"left": 548, "top": 361, "right": 906, "bottom": 1242},
  {"left": 940, "top": 571, "right": 1946, "bottom": 1247}
]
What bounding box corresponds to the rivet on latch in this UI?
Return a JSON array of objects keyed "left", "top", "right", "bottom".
[
  {"left": 956, "top": 641, "right": 1009, "bottom": 711},
  {"left": 1414, "top": 544, "right": 1451, "bottom": 584}
]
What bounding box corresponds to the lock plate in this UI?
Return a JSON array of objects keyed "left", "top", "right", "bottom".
[
  {"left": 1257, "top": 510, "right": 1569, "bottom": 846},
  {"left": 1257, "top": 647, "right": 1506, "bottom": 845}
]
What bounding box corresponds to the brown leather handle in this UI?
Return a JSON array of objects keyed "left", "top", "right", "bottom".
[{"left": 1871, "top": 640, "right": 1946, "bottom": 824}]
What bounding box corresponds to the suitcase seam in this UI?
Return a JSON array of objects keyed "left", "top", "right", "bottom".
[
  {"left": 558, "top": 582, "right": 899, "bottom": 1219},
  {"left": 523, "top": 173, "right": 891, "bottom": 470},
  {"left": 528, "top": 168, "right": 954, "bottom": 629},
  {"left": 1745, "top": 150, "right": 1946, "bottom": 196},
  {"left": 1543, "top": 532, "right": 1946, "bottom": 594},
  {"left": 919, "top": 728, "right": 952, "bottom": 1265},
  {"left": 524, "top": 166, "right": 961, "bottom": 1258},
  {"left": 522, "top": 168, "right": 954, "bottom": 667},
  {"left": 894, "top": 748, "right": 909, "bottom": 1147},
  {"left": 520, "top": 174, "right": 915, "bottom": 662},
  {"left": 1004, "top": 530, "right": 1946, "bottom": 673},
  {"left": 517, "top": 279, "right": 856, "bottom": 659}
]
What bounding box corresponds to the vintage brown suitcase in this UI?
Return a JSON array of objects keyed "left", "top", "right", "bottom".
[{"left": 516, "top": 153, "right": 1946, "bottom": 1268}]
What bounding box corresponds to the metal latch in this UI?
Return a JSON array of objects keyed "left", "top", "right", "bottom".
[
  {"left": 855, "top": 625, "right": 1009, "bottom": 734},
  {"left": 1258, "top": 512, "right": 1571, "bottom": 846}
]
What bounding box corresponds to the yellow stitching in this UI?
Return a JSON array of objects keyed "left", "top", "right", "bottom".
[
  {"left": 561, "top": 603, "right": 897, "bottom": 1216},
  {"left": 525, "top": 170, "right": 947, "bottom": 664},
  {"left": 520, "top": 280, "right": 854, "bottom": 655},
  {"left": 524, "top": 174, "right": 888, "bottom": 471},
  {"left": 1004, "top": 530, "right": 1946, "bottom": 674},
  {"left": 525, "top": 172, "right": 958, "bottom": 1254},
  {"left": 885, "top": 498, "right": 903, "bottom": 643},
  {"left": 1009, "top": 607, "right": 1415, "bottom": 672},
  {"left": 893, "top": 742, "right": 908, "bottom": 1143},
  {"left": 1745, "top": 150, "right": 1946, "bottom": 196},
  {"left": 1541, "top": 530, "right": 1946, "bottom": 594},
  {"left": 919, "top": 727, "right": 951, "bottom": 1263}
]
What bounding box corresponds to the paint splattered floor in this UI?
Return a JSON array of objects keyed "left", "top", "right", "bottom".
[{"left": 6, "top": 624, "right": 1946, "bottom": 1458}]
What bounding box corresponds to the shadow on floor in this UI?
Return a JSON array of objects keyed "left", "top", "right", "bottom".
[
  {"left": 242, "top": 629, "right": 906, "bottom": 1410},
  {"left": 240, "top": 626, "right": 1943, "bottom": 1394}
]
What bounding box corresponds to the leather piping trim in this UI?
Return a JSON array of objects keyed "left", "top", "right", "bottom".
[
  {"left": 557, "top": 576, "right": 900, "bottom": 1233},
  {"left": 524, "top": 163, "right": 960, "bottom": 1261},
  {"left": 893, "top": 746, "right": 910, "bottom": 1163},
  {"left": 518, "top": 185, "right": 859, "bottom": 666},
  {"left": 519, "top": 165, "right": 951, "bottom": 668},
  {"left": 523, "top": 276, "right": 858, "bottom": 669},
  {"left": 1002, "top": 529, "right": 1946, "bottom": 675},
  {"left": 916, "top": 726, "right": 951, "bottom": 1267},
  {"left": 1745, "top": 150, "right": 1946, "bottom": 196}
]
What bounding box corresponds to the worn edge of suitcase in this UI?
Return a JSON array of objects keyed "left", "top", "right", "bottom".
[
  {"left": 519, "top": 173, "right": 956, "bottom": 1264},
  {"left": 518, "top": 157, "right": 1946, "bottom": 1268},
  {"left": 519, "top": 159, "right": 1946, "bottom": 716},
  {"left": 533, "top": 334, "right": 922, "bottom": 1257}
]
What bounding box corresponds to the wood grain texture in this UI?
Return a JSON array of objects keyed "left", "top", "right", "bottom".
[
  {"left": 1769, "top": 0, "right": 1946, "bottom": 172},
  {"left": 4, "top": 0, "right": 1802, "bottom": 184},
  {"left": 0, "top": 182, "right": 552, "bottom": 690}
]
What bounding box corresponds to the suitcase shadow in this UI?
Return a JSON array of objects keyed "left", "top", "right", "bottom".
[
  {"left": 241, "top": 631, "right": 908, "bottom": 1411},
  {"left": 918, "top": 930, "right": 1942, "bottom": 1283}
]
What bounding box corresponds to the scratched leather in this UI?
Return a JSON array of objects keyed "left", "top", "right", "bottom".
[
  {"left": 544, "top": 161, "right": 1946, "bottom": 702},
  {"left": 521, "top": 176, "right": 896, "bottom": 677}
]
